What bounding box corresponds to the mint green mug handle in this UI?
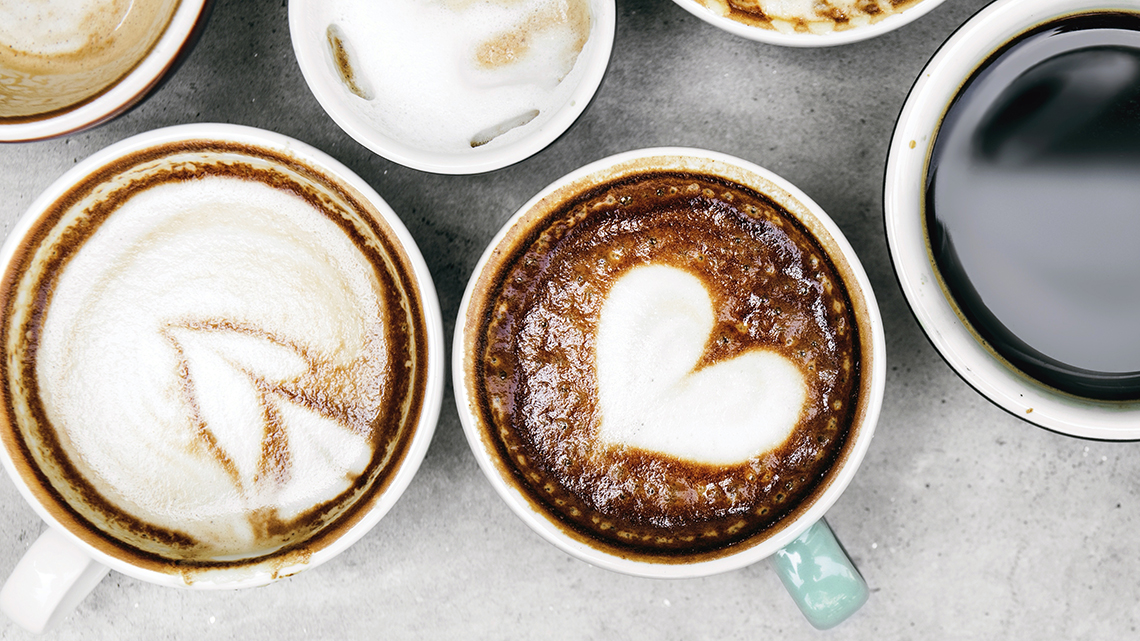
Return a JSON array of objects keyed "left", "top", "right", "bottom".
[{"left": 769, "top": 518, "right": 869, "bottom": 629}]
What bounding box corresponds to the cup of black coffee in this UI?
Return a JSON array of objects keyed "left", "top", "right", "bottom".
[
  {"left": 0, "top": 0, "right": 212, "bottom": 141},
  {"left": 884, "top": 0, "right": 1140, "bottom": 438},
  {"left": 454, "top": 148, "right": 886, "bottom": 629},
  {"left": 0, "top": 124, "right": 444, "bottom": 632}
]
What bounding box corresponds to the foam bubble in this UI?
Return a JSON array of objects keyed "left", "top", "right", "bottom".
[
  {"left": 36, "top": 177, "right": 387, "bottom": 553},
  {"left": 595, "top": 265, "right": 807, "bottom": 464},
  {"left": 318, "top": 0, "right": 591, "bottom": 152}
]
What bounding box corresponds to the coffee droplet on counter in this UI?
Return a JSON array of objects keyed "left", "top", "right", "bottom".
[{"left": 326, "top": 23, "right": 374, "bottom": 100}]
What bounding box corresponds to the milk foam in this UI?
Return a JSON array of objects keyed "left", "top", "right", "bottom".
[
  {"left": 36, "top": 177, "right": 387, "bottom": 553},
  {"left": 595, "top": 265, "right": 807, "bottom": 465},
  {"left": 0, "top": 0, "right": 132, "bottom": 56},
  {"left": 0, "top": 0, "right": 179, "bottom": 119},
  {"left": 319, "top": 0, "right": 591, "bottom": 152}
]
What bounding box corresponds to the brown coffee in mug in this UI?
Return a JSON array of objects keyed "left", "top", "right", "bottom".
[{"left": 458, "top": 151, "right": 880, "bottom": 564}]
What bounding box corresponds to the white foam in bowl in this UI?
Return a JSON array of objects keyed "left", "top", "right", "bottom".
[{"left": 289, "top": 0, "right": 616, "bottom": 174}]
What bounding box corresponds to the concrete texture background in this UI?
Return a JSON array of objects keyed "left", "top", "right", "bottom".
[{"left": 2, "top": 0, "right": 1138, "bottom": 638}]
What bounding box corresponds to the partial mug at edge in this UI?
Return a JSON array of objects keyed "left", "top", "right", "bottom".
[
  {"left": 672, "top": 0, "right": 949, "bottom": 46},
  {"left": 0, "top": 0, "right": 212, "bottom": 141}
]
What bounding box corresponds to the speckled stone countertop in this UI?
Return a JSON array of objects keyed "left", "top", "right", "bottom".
[{"left": 2, "top": 1, "right": 1137, "bottom": 639}]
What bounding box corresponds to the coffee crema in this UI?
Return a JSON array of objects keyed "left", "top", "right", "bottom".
[
  {"left": 0, "top": 140, "right": 428, "bottom": 574},
  {"left": 0, "top": 0, "right": 180, "bottom": 121},
  {"left": 693, "top": 0, "right": 927, "bottom": 34},
  {"left": 926, "top": 12, "right": 1140, "bottom": 400},
  {"left": 465, "top": 170, "right": 860, "bottom": 560}
]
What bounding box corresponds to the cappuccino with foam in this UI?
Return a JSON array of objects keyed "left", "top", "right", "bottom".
[
  {"left": 0, "top": 135, "right": 431, "bottom": 574},
  {"left": 460, "top": 157, "right": 875, "bottom": 562},
  {"left": 0, "top": 0, "right": 181, "bottom": 121}
]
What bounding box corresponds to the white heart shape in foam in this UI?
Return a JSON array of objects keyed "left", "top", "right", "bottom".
[{"left": 596, "top": 265, "right": 808, "bottom": 464}]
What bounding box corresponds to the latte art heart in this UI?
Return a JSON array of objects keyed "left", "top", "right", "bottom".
[
  {"left": 470, "top": 169, "right": 860, "bottom": 558},
  {"left": 596, "top": 265, "right": 807, "bottom": 464}
]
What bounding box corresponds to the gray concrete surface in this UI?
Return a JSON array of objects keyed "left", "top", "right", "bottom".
[{"left": 2, "top": 0, "right": 1139, "bottom": 639}]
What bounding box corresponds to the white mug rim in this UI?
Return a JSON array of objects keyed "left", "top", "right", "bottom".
[
  {"left": 669, "top": 0, "right": 949, "bottom": 47},
  {"left": 883, "top": 0, "right": 1140, "bottom": 440},
  {"left": 453, "top": 147, "right": 885, "bottom": 578},
  {"left": 0, "top": 0, "right": 212, "bottom": 142},
  {"left": 287, "top": 0, "right": 616, "bottom": 175},
  {"left": 0, "top": 123, "right": 445, "bottom": 589}
]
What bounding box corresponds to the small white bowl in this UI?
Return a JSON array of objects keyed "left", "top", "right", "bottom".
[
  {"left": 884, "top": 0, "right": 1140, "bottom": 439},
  {"left": 289, "top": 0, "right": 616, "bottom": 174},
  {"left": 0, "top": 0, "right": 213, "bottom": 142},
  {"left": 671, "top": 0, "right": 948, "bottom": 47}
]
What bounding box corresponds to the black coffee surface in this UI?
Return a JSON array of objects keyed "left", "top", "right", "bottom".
[{"left": 926, "top": 12, "right": 1140, "bottom": 400}]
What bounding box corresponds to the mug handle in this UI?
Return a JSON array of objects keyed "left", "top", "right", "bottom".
[
  {"left": 769, "top": 518, "right": 868, "bottom": 629},
  {"left": 1, "top": 527, "right": 111, "bottom": 633}
]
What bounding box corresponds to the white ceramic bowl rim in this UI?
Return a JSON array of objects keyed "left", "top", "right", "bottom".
[
  {"left": 0, "top": 0, "right": 212, "bottom": 142},
  {"left": 883, "top": 0, "right": 1140, "bottom": 440},
  {"left": 453, "top": 147, "right": 886, "bottom": 578},
  {"left": 670, "top": 0, "right": 949, "bottom": 47},
  {"left": 0, "top": 123, "right": 445, "bottom": 588},
  {"left": 288, "top": 0, "right": 616, "bottom": 174}
]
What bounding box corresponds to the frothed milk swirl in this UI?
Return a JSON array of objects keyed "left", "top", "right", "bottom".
[
  {"left": 317, "top": 0, "right": 591, "bottom": 152},
  {"left": 0, "top": 0, "right": 180, "bottom": 120},
  {"left": 1, "top": 140, "right": 428, "bottom": 567},
  {"left": 40, "top": 179, "right": 383, "bottom": 553}
]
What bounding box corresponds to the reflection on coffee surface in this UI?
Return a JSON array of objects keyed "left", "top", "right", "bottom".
[
  {"left": 0, "top": 141, "right": 428, "bottom": 570},
  {"left": 692, "top": 0, "right": 926, "bottom": 34},
  {"left": 318, "top": 0, "right": 591, "bottom": 151},
  {"left": 926, "top": 12, "right": 1140, "bottom": 400},
  {"left": 469, "top": 170, "right": 860, "bottom": 559},
  {"left": 0, "top": 0, "right": 180, "bottom": 120}
]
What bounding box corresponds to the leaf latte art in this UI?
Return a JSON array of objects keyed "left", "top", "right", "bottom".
[{"left": 1, "top": 142, "right": 427, "bottom": 567}]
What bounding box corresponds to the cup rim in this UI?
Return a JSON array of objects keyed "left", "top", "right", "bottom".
[
  {"left": 0, "top": 0, "right": 213, "bottom": 142},
  {"left": 0, "top": 123, "right": 445, "bottom": 588},
  {"left": 287, "top": 0, "right": 616, "bottom": 175},
  {"left": 883, "top": 0, "right": 1140, "bottom": 440},
  {"left": 453, "top": 147, "right": 885, "bottom": 578},
  {"left": 669, "top": 0, "right": 949, "bottom": 47}
]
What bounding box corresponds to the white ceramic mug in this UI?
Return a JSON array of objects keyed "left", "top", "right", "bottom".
[
  {"left": 454, "top": 148, "right": 886, "bottom": 628},
  {"left": 0, "top": 123, "right": 445, "bottom": 633},
  {"left": 289, "top": 0, "right": 616, "bottom": 174},
  {"left": 0, "top": 0, "right": 214, "bottom": 142},
  {"left": 883, "top": 0, "right": 1140, "bottom": 439}
]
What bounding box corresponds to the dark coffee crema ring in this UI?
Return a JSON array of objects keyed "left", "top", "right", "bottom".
[
  {"left": 693, "top": 0, "right": 928, "bottom": 34},
  {"left": 470, "top": 170, "right": 860, "bottom": 561},
  {"left": 0, "top": 139, "right": 429, "bottom": 578}
]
